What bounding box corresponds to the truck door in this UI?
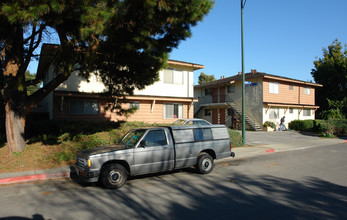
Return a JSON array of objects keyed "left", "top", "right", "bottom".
[{"left": 133, "top": 129, "right": 175, "bottom": 175}]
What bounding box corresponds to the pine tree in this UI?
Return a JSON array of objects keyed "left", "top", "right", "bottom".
[{"left": 0, "top": 0, "right": 214, "bottom": 152}]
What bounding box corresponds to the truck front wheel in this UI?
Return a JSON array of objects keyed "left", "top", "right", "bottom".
[
  {"left": 101, "top": 163, "right": 128, "bottom": 189},
  {"left": 196, "top": 153, "right": 214, "bottom": 174}
]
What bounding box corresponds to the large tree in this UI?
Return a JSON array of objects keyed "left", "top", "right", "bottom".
[
  {"left": 0, "top": 0, "right": 214, "bottom": 152},
  {"left": 198, "top": 72, "right": 215, "bottom": 84},
  {"left": 311, "top": 39, "right": 347, "bottom": 116}
]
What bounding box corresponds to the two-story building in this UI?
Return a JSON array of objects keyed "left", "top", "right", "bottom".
[
  {"left": 194, "top": 70, "right": 322, "bottom": 130},
  {"left": 35, "top": 44, "right": 204, "bottom": 124}
]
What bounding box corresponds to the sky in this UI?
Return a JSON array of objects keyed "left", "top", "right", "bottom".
[
  {"left": 28, "top": 0, "right": 347, "bottom": 85},
  {"left": 169, "top": 0, "right": 347, "bottom": 84}
]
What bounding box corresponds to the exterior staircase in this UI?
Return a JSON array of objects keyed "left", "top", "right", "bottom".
[{"left": 227, "top": 102, "right": 263, "bottom": 131}]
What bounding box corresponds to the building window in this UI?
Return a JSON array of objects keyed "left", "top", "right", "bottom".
[
  {"left": 289, "top": 85, "right": 294, "bottom": 90},
  {"left": 269, "top": 82, "right": 279, "bottom": 94},
  {"left": 289, "top": 108, "right": 294, "bottom": 114},
  {"left": 129, "top": 102, "right": 140, "bottom": 110},
  {"left": 227, "top": 85, "right": 235, "bottom": 93},
  {"left": 164, "top": 68, "right": 183, "bottom": 84},
  {"left": 205, "top": 109, "right": 211, "bottom": 116},
  {"left": 204, "top": 88, "right": 212, "bottom": 96},
  {"left": 303, "top": 109, "right": 311, "bottom": 116},
  {"left": 303, "top": 87, "right": 311, "bottom": 95},
  {"left": 227, "top": 108, "right": 233, "bottom": 116},
  {"left": 70, "top": 99, "right": 99, "bottom": 115},
  {"left": 164, "top": 103, "right": 183, "bottom": 119},
  {"left": 269, "top": 108, "right": 279, "bottom": 119}
]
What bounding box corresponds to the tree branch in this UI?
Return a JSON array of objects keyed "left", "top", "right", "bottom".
[
  {"left": 27, "top": 71, "right": 70, "bottom": 109},
  {"left": 21, "top": 23, "right": 47, "bottom": 75}
]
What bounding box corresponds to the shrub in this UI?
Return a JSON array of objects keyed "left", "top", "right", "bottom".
[
  {"left": 318, "top": 119, "right": 347, "bottom": 137},
  {"left": 289, "top": 119, "right": 347, "bottom": 137},
  {"left": 264, "top": 121, "right": 276, "bottom": 129},
  {"left": 228, "top": 129, "right": 243, "bottom": 148},
  {"left": 289, "top": 120, "right": 314, "bottom": 131}
]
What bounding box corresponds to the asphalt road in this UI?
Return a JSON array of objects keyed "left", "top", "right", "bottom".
[{"left": 0, "top": 143, "right": 346, "bottom": 220}]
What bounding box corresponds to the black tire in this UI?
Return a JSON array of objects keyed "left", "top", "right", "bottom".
[
  {"left": 196, "top": 153, "right": 214, "bottom": 174},
  {"left": 101, "top": 163, "right": 128, "bottom": 189}
]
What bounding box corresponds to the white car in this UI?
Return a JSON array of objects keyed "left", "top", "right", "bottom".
[{"left": 173, "top": 119, "right": 211, "bottom": 126}]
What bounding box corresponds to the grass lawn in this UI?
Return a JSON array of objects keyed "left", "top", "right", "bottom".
[{"left": 0, "top": 121, "right": 242, "bottom": 173}]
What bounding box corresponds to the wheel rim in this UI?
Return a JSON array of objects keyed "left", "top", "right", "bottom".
[
  {"left": 109, "top": 170, "right": 122, "bottom": 184},
  {"left": 202, "top": 158, "right": 212, "bottom": 171}
]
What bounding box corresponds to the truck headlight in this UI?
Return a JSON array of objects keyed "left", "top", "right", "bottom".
[{"left": 88, "top": 159, "right": 91, "bottom": 167}]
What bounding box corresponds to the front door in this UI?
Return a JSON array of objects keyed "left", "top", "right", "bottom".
[
  {"left": 220, "top": 108, "right": 225, "bottom": 124},
  {"left": 133, "top": 129, "right": 174, "bottom": 175},
  {"left": 212, "top": 109, "right": 218, "bottom": 124}
]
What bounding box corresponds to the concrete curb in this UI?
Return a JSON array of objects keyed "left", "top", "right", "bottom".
[{"left": 0, "top": 171, "right": 71, "bottom": 185}]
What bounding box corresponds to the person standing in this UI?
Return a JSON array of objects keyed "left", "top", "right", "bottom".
[{"left": 280, "top": 116, "right": 287, "bottom": 131}]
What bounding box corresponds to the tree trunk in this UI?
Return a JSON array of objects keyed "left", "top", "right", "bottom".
[{"left": 5, "top": 102, "right": 27, "bottom": 153}]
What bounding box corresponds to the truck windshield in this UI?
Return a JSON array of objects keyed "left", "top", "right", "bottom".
[{"left": 119, "top": 129, "right": 146, "bottom": 147}]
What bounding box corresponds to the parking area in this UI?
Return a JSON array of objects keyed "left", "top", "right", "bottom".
[{"left": 245, "top": 131, "right": 323, "bottom": 146}]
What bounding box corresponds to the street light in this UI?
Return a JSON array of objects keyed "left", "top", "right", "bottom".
[{"left": 241, "top": 0, "right": 247, "bottom": 146}]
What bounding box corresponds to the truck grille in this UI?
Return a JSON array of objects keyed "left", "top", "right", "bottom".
[{"left": 76, "top": 155, "right": 86, "bottom": 167}]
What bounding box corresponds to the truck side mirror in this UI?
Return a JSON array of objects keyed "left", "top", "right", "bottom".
[{"left": 140, "top": 140, "right": 147, "bottom": 147}]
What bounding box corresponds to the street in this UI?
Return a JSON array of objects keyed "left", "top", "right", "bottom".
[{"left": 0, "top": 143, "right": 347, "bottom": 220}]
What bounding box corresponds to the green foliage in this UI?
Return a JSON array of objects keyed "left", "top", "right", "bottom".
[
  {"left": 26, "top": 120, "right": 168, "bottom": 162},
  {"left": 24, "top": 120, "right": 244, "bottom": 163},
  {"left": 198, "top": 72, "right": 216, "bottom": 84},
  {"left": 25, "top": 120, "right": 121, "bottom": 139},
  {"left": 25, "top": 71, "right": 40, "bottom": 95},
  {"left": 289, "top": 119, "right": 347, "bottom": 137},
  {"left": 228, "top": 129, "right": 243, "bottom": 148},
  {"left": 311, "top": 39, "right": 347, "bottom": 115},
  {"left": 264, "top": 121, "right": 276, "bottom": 129},
  {"left": 318, "top": 120, "right": 347, "bottom": 137},
  {"left": 289, "top": 120, "right": 314, "bottom": 131},
  {"left": 320, "top": 98, "right": 347, "bottom": 120},
  {"left": 1, "top": 0, "right": 215, "bottom": 152}
]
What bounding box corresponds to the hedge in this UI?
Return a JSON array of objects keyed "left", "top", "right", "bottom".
[
  {"left": 228, "top": 129, "right": 243, "bottom": 148},
  {"left": 289, "top": 119, "right": 347, "bottom": 137}
]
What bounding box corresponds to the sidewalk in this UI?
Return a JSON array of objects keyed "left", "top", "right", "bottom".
[{"left": 1, "top": 131, "right": 346, "bottom": 185}]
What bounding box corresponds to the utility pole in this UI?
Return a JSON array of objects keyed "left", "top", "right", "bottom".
[{"left": 241, "top": 0, "right": 246, "bottom": 146}]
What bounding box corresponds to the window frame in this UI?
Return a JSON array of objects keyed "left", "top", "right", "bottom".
[
  {"left": 163, "top": 68, "right": 184, "bottom": 85},
  {"left": 205, "top": 109, "right": 211, "bottom": 116},
  {"left": 269, "top": 108, "right": 279, "bottom": 119},
  {"left": 163, "top": 103, "right": 183, "bottom": 119},
  {"left": 204, "top": 88, "right": 212, "bottom": 96},
  {"left": 227, "top": 85, "right": 235, "bottom": 93},
  {"left": 303, "top": 109, "right": 311, "bottom": 116},
  {"left": 69, "top": 99, "right": 99, "bottom": 115},
  {"left": 129, "top": 101, "right": 140, "bottom": 110},
  {"left": 269, "top": 82, "right": 279, "bottom": 94},
  {"left": 303, "top": 87, "right": 311, "bottom": 95}
]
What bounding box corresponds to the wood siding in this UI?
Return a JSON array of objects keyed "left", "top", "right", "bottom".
[
  {"left": 263, "top": 79, "right": 315, "bottom": 105},
  {"left": 52, "top": 93, "right": 194, "bottom": 124}
]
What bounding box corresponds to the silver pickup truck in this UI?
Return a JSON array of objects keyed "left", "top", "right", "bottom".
[{"left": 74, "top": 124, "right": 235, "bottom": 189}]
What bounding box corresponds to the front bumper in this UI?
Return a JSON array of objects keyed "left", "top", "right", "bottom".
[{"left": 74, "top": 163, "right": 100, "bottom": 183}]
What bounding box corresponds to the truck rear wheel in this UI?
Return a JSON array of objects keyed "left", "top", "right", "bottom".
[
  {"left": 101, "top": 163, "right": 127, "bottom": 189},
  {"left": 196, "top": 153, "right": 214, "bottom": 174}
]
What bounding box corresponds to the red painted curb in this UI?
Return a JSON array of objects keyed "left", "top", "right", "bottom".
[
  {"left": 0, "top": 172, "right": 70, "bottom": 185},
  {"left": 266, "top": 149, "right": 275, "bottom": 153}
]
